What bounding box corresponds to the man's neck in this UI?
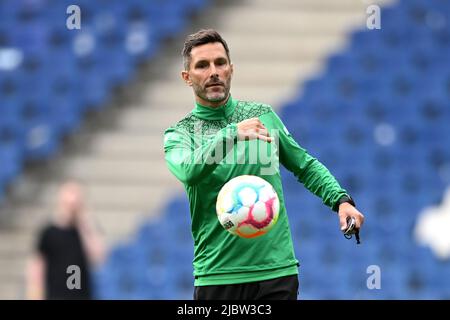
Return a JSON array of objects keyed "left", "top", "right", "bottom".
[
  {"left": 54, "top": 210, "right": 76, "bottom": 228},
  {"left": 195, "top": 95, "right": 229, "bottom": 108}
]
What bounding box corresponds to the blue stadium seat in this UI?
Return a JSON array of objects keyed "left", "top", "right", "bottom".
[
  {"left": 0, "top": 0, "right": 211, "bottom": 206},
  {"left": 0, "top": 144, "right": 22, "bottom": 184},
  {"left": 93, "top": 0, "right": 450, "bottom": 299},
  {"left": 278, "top": 0, "right": 450, "bottom": 299}
]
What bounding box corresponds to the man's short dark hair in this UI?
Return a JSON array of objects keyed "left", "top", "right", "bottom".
[{"left": 182, "top": 29, "right": 230, "bottom": 70}]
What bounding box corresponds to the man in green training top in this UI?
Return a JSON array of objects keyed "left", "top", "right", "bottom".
[{"left": 164, "top": 29, "right": 365, "bottom": 300}]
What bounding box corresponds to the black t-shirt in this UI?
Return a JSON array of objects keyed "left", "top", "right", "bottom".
[{"left": 37, "top": 224, "right": 92, "bottom": 300}]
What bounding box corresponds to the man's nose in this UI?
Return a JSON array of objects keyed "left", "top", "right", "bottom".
[{"left": 209, "top": 63, "right": 218, "bottom": 78}]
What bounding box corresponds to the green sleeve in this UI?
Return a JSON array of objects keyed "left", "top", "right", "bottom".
[
  {"left": 260, "top": 110, "right": 348, "bottom": 211},
  {"left": 164, "top": 124, "right": 238, "bottom": 186}
]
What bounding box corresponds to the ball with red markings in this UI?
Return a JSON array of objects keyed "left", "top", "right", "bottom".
[{"left": 216, "top": 175, "right": 280, "bottom": 238}]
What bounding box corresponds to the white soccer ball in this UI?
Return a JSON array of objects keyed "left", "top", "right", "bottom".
[{"left": 216, "top": 175, "right": 280, "bottom": 238}]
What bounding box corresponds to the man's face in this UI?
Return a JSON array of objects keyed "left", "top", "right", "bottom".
[
  {"left": 182, "top": 42, "right": 233, "bottom": 106},
  {"left": 58, "top": 182, "right": 84, "bottom": 224}
]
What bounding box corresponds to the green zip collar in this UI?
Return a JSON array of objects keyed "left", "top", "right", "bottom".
[{"left": 193, "top": 96, "right": 237, "bottom": 120}]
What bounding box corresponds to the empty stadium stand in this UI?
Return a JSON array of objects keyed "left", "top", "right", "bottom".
[{"left": 2, "top": 0, "right": 448, "bottom": 300}]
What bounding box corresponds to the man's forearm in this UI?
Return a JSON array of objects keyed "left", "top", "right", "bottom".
[
  {"left": 77, "top": 215, "right": 105, "bottom": 266},
  {"left": 165, "top": 124, "right": 237, "bottom": 185},
  {"left": 26, "top": 255, "right": 45, "bottom": 300},
  {"left": 298, "top": 157, "right": 348, "bottom": 209}
]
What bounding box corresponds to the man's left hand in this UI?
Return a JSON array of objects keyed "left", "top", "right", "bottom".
[{"left": 338, "top": 202, "right": 364, "bottom": 232}]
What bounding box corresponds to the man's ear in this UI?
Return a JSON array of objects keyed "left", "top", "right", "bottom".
[
  {"left": 181, "top": 70, "right": 192, "bottom": 86},
  {"left": 230, "top": 63, "right": 234, "bottom": 79}
]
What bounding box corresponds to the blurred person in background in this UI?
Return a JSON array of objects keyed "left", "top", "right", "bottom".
[
  {"left": 26, "top": 181, "right": 105, "bottom": 300},
  {"left": 164, "top": 29, "right": 365, "bottom": 300}
]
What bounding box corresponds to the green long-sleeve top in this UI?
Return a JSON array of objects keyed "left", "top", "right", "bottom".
[{"left": 164, "top": 96, "right": 348, "bottom": 286}]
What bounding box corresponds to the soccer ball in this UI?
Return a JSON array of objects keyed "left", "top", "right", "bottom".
[{"left": 216, "top": 175, "right": 280, "bottom": 238}]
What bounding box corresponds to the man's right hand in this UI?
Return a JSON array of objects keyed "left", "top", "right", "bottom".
[{"left": 237, "top": 118, "right": 273, "bottom": 143}]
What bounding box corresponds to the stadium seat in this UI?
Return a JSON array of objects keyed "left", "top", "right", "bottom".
[
  {"left": 93, "top": 0, "right": 450, "bottom": 299},
  {"left": 278, "top": 0, "right": 450, "bottom": 299},
  {"left": 0, "top": 0, "right": 212, "bottom": 206}
]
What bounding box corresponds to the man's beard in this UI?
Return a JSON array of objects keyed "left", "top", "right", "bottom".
[{"left": 193, "top": 80, "right": 231, "bottom": 104}]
